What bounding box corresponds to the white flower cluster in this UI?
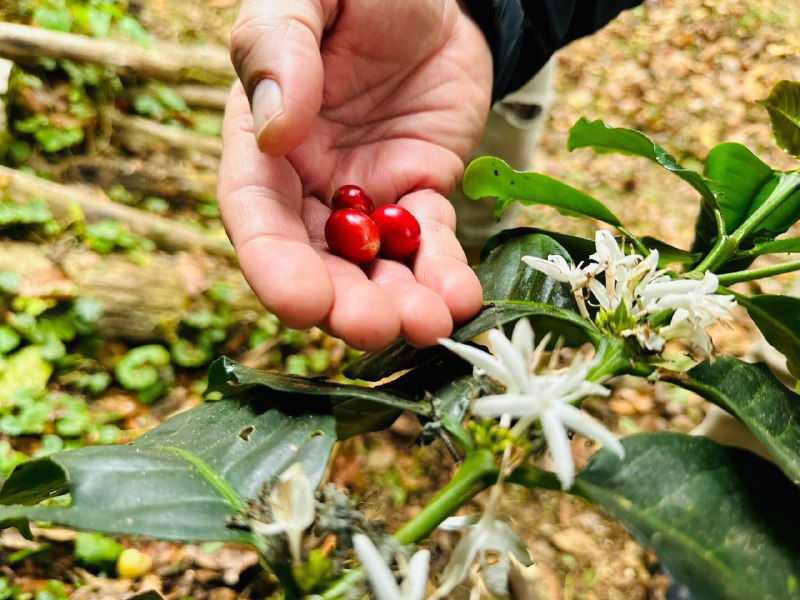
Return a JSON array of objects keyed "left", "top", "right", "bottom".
[{"left": 522, "top": 230, "right": 736, "bottom": 355}]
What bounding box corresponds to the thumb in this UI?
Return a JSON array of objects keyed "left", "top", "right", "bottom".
[{"left": 229, "top": 0, "right": 331, "bottom": 155}]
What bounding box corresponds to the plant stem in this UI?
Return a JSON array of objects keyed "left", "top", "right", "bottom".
[
  {"left": 694, "top": 172, "right": 800, "bottom": 274},
  {"left": 713, "top": 205, "right": 727, "bottom": 240},
  {"left": 717, "top": 260, "right": 800, "bottom": 286},
  {"left": 394, "top": 449, "right": 497, "bottom": 544},
  {"left": 618, "top": 225, "right": 650, "bottom": 257},
  {"left": 318, "top": 450, "right": 498, "bottom": 599},
  {"left": 730, "top": 172, "right": 800, "bottom": 247},
  {"left": 691, "top": 234, "right": 735, "bottom": 275},
  {"left": 587, "top": 337, "right": 654, "bottom": 381}
]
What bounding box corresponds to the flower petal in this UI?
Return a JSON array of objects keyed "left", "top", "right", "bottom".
[
  {"left": 438, "top": 338, "right": 511, "bottom": 387},
  {"left": 472, "top": 393, "right": 541, "bottom": 418},
  {"left": 400, "top": 549, "right": 431, "bottom": 600},
  {"left": 353, "top": 534, "right": 403, "bottom": 600},
  {"left": 540, "top": 410, "right": 575, "bottom": 489},
  {"left": 555, "top": 404, "right": 625, "bottom": 459},
  {"left": 511, "top": 318, "right": 534, "bottom": 365},
  {"left": 488, "top": 329, "right": 529, "bottom": 393},
  {"left": 522, "top": 256, "right": 572, "bottom": 282}
]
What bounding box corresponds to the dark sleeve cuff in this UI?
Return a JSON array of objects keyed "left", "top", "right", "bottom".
[{"left": 462, "top": 0, "right": 645, "bottom": 103}]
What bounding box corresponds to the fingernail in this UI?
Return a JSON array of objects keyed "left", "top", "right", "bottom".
[{"left": 252, "top": 79, "right": 283, "bottom": 141}]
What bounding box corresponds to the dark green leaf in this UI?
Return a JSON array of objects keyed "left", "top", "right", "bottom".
[
  {"left": 678, "top": 356, "right": 800, "bottom": 482},
  {"left": 0, "top": 398, "right": 336, "bottom": 542},
  {"left": 758, "top": 80, "right": 800, "bottom": 156},
  {"left": 640, "top": 236, "right": 700, "bottom": 266},
  {"left": 480, "top": 227, "right": 596, "bottom": 265},
  {"left": 734, "top": 294, "right": 800, "bottom": 380},
  {"left": 462, "top": 156, "right": 621, "bottom": 225},
  {"left": 205, "top": 357, "right": 429, "bottom": 439},
  {"left": 567, "top": 118, "right": 717, "bottom": 203},
  {"left": 345, "top": 302, "right": 598, "bottom": 382},
  {"left": 475, "top": 232, "right": 577, "bottom": 307},
  {"left": 574, "top": 433, "right": 800, "bottom": 600}
]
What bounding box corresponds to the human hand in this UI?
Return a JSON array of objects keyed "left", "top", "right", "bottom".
[{"left": 218, "top": 0, "right": 492, "bottom": 351}]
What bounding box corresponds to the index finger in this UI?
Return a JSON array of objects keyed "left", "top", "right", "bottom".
[{"left": 218, "top": 83, "right": 334, "bottom": 328}]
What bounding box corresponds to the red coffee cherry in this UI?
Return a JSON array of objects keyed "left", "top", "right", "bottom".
[
  {"left": 325, "top": 208, "right": 381, "bottom": 263},
  {"left": 331, "top": 184, "right": 374, "bottom": 214},
  {"left": 371, "top": 204, "right": 421, "bottom": 259}
]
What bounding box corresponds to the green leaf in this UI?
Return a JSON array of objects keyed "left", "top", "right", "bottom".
[
  {"left": 73, "top": 532, "right": 123, "bottom": 568},
  {"left": 734, "top": 294, "right": 800, "bottom": 380},
  {"left": 32, "top": 6, "right": 73, "bottom": 32},
  {"left": 205, "top": 357, "right": 429, "bottom": 439},
  {"left": 0, "top": 398, "right": 336, "bottom": 542},
  {"left": 0, "top": 327, "right": 21, "bottom": 355},
  {"left": 117, "top": 15, "right": 152, "bottom": 47},
  {"left": 678, "top": 356, "right": 800, "bottom": 482},
  {"left": 703, "top": 143, "right": 775, "bottom": 234},
  {"left": 758, "top": 80, "right": 800, "bottom": 156},
  {"left": 115, "top": 345, "right": 172, "bottom": 391},
  {"left": 475, "top": 232, "right": 578, "bottom": 307},
  {"left": 0, "top": 346, "right": 52, "bottom": 406},
  {"left": 755, "top": 173, "right": 800, "bottom": 238},
  {"left": 34, "top": 126, "right": 84, "bottom": 153},
  {"left": 567, "top": 118, "right": 717, "bottom": 203},
  {"left": 746, "top": 237, "right": 800, "bottom": 256},
  {"left": 463, "top": 156, "right": 621, "bottom": 225},
  {"left": 345, "top": 302, "right": 598, "bottom": 382},
  {"left": 574, "top": 433, "right": 800, "bottom": 600},
  {"left": 640, "top": 236, "right": 700, "bottom": 266}
]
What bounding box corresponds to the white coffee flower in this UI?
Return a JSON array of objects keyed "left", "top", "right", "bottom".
[
  {"left": 431, "top": 512, "right": 530, "bottom": 599},
  {"left": 521, "top": 254, "right": 596, "bottom": 289},
  {"left": 590, "top": 230, "right": 642, "bottom": 272},
  {"left": 439, "top": 319, "right": 622, "bottom": 490},
  {"left": 352, "top": 533, "right": 430, "bottom": 600},
  {"left": 641, "top": 270, "right": 735, "bottom": 324},
  {"left": 472, "top": 353, "right": 620, "bottom": 490},
  {"left": 250, "top": 462, "right": 315, "bottom": 565}
]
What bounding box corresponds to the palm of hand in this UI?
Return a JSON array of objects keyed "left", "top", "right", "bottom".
[
  {"left": 295, "top": 3, "right": 491, "bottom": 203},
  {"left": 220, "top": 0, "right": 492, "bottom": 350}
]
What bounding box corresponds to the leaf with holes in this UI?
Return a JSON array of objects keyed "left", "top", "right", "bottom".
[
  {"left": 0, "top": 397, "right": 336, "bottom": 542},
  {"left": 205, "top": 357, "right": 429, "bottom": 439}
]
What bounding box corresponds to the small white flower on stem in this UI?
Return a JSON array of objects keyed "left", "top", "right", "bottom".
[
  {"left": 431, "top": 511, "right": 530, "bottom": 599},
  {"left": 521, "top": 254, "right": 595, "bottom": 289},
  {"left": 472, "top": 353, "right": 620, "bottom": 490},
  {"left": 521, "top": 254, "right": 598, "bottom": 318},
  {"left": 590, "top": 230, "right": 642, "bottom": 272},
  {"left": 438, "top": 320, "right": 622, "bottom": 490},
  {"left": 352, "top": 533, "right": 430, "bottom": 600},
  {"left": 641, "top": 271, "right": 736, "bottom": 324},
  {"left": 250, "top": 463, "right": 315, "bottom": 566}
]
